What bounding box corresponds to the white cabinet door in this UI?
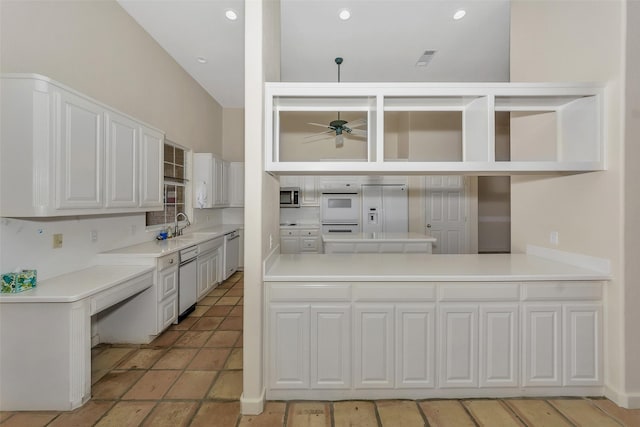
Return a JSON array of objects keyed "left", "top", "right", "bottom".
[
  {"left": 105, "top": 112, "right": 137, "bottom": 208},
  {"left": 229, "top": 162, "right": 244, "bottom": 207},
  {"left": 396, "top": 304, "right": 435, "bottom": 388},
  {"left": 214, "top": 157, "right": 225, "bottom": 206},
  {"left": 353, "top": 304, "right": 394, "bottom": 388},
  {"left": 279, "top": 176, "right": 300, "bottom": 188},
  {"left": 269, "top": 304, "right": 310, "bottom": 389},
  {"left": 563, "top": 304, "right": 602, "bottom": 386},
  {"left": 221, "top": 160, "right": 230, "bottom": 206},
  {"left": 281, "top": 236, "right": 299, "bottom": 254},
  {"left": 56, "top": 90, "right": 103, "bottom": 209},
  {"left": 139, "top": 126, "right": 163, "bottom": 209},
  {"left": 158, "top": 267, "right": 178, "bottom": 302},
  {"left": 523, "top": 304, "right": 562, "bottom": 386},
  {"left": 197, "top": 250, "right": 220, "bottom": 301},
  {"left": 197, "top": 255, "right": 211, "bottom": 301},
  {"left": 310, "top": 305, "right": 351, "bottom": 389},
  {"left": 301, "top": 176, "right": 319, "bottom": 206},
  {"left": 479, "top": 305, "right": 518, "bottom": 387},
  {"left": 439, "top": 305, "right": 478, "bottom": 388}
]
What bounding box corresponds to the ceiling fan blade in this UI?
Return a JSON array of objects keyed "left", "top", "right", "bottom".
[
  {"left": 349, "top": 129, "right": 367, "bottom": 137},
  {"left": 345, "top": 118, "right": 367, "bottom": 128},
  {"left": 307, "top": 122, "right": 334, "bottom": 129},
  {"left": 304, "top": 130, "right": 335, "bottom": 139}
]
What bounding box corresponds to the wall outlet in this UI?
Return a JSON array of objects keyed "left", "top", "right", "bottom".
[
  {"left": 90, "top": 230, "right": 98, "bottom": 243},
  {"left": 550, "top": 231, "right": 559, "bottom": 246},
  {"left": 53, "top": 233, "right": 63, "bottom": 249}
]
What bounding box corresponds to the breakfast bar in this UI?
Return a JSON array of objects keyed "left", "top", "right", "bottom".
[{"left": 263, "top": 248, "right": 610, "bottom": 401}]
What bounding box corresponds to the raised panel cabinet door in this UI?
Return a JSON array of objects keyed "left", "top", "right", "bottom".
[
  {"left": 158, "top": 294, "right": 178, "bottom": 332},
  {"left": 56, "top": 90, "right": 103, "bottom": 209},
  {"left": 139, "top": 126, "right": 163, "bottom": 209},
  {"left": 301, "top": 176, "right": 319, "bottom": 206},
  {"left": 214, "top": 157, "right": 224, "bottom": 206},
  {"left": 563, "top": 304, "right": 602, "bottom": 386},
  {"left": 229, "top": 162, "right": 244, "bottom": 207},
  {"left": 280, "top": 236, "right": 299, "bottom": 254},
  {"left": 353, "top": 304, "right": 394, "bottom": 388},
  {"left": 310, "top": 305, "right": 351, "bottom": 389},
  {"left": 158, "top": 267, "right": 178, "bottom": 302},
  {"left": 522, "top": 304, "right": 562, "bottom": 386},
  {"left": 105, "top": 111, "right": 137, "bottom": 208},
  {"left": 439, "top": 305, "right": 479, "bottom": 388},
  {"left": 395, "top": 304, "right": 435, "bottom": 388},
  {"left": 196, "top": 256, "right": 211, "bottom": 301},
  {"left": 221, "top": 160, "right": 230, "bottom": 205},
  {"left": 479, "top": 305, "right": 518, "bottom": 387},
  {"left": 269, "top": 304, "right": 310, "bottom": 389}
]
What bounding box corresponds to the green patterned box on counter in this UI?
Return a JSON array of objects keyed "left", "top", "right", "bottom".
[{"left": 1, "top": 270, "right": 37, "bottom": 293}]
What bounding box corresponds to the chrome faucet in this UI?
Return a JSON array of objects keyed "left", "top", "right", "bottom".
[{"left": 174, "top": 212, "right": 191, "bottom": 236}]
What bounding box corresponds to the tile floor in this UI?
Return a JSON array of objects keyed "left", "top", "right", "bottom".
[{"left": 2, "top": 271, "right": 640, "bottom": 426}]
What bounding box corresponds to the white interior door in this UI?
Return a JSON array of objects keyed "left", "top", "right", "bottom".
[{"left": 425, "top": 176, "right": 469, "bottom": 254}]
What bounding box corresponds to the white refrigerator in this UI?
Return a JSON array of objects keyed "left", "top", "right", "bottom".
[{"left": 361, "top": 184, "right": 408, "bottom": 233}]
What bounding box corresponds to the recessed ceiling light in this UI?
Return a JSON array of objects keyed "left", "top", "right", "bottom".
[
  {"left": 453, "top": 9, "right": 466, "bottom": 20},
  {"left": 338, "top": 9, "right": 351, "bottom": 21},
  {"left": 225, "top": 9, "right": 238, "bottom": 21},
  {"left": 196, "top": 56, "right": 208, "bottom": 64}
]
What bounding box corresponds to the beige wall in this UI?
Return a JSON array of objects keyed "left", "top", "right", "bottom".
[
  {"left": 510, "top": 0, "right": 629, "bottom": 404},
  {"left": 0, "top": 0, "right": 223, "bottom": 153},
  {"left": 223, "top": 108, "right": 245, "bottom": 162}
]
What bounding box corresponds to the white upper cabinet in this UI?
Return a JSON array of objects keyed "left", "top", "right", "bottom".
[
  {"left": 228, "top": 162, "right": 244, "bottom": 207},
  {"left": 193, "top": 154, "right": 244, "bottom": 209},
  {"left": 0, "top": 74, "right": 164, "bottom": 217},
  {"left": 265, "top": 82, "right": 604, "bottom": 175},
  {"left": 138, "top": 126, "right": 164, "bottom": 209}
]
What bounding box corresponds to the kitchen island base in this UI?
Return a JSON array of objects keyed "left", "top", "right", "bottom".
[{"left": 264, "top": 259, "right": 606, "bottom": 401}]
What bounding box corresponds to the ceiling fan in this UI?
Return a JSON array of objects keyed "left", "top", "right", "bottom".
[{"left": 305, "top": 57, "right": 367, "bottom": 148}]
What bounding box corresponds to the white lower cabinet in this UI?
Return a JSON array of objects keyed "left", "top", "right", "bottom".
[
  {"left": 311, "top": 306, "right": 351, "bottom": 389},
  {"left": 353, "top": 304, "right": 394, "bottom": 388},
  {"left": 266, "top": 281, "right": 603, "bottom": 399},
  {"left": 522, "top": 304, "right": 562, "bottom": 386},
  {"left": 269, "top": 304, "right": 310, "bottom": 389},
  {"left": 439, "top": 305, "right": 479, "bottom": 388},
  {"left": 156, "top": 256, "right": 179, "bottom": 332},
  {"left": 563, "top": 304, "right": 602, "bottom": 386},
  {"left": 395, "top": 304, "right": 435, "bottom": 388},
  {"left": 479, "top": 305, "right": 518, "bottom": 387}
]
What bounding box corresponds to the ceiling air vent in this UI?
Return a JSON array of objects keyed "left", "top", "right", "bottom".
[{"left": 416, "top": 50, "right": 436, "bottom": 67}]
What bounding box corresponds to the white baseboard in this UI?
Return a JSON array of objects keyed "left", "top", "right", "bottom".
[
  {"left": 526, "top": 244, "right": 611, "bottom": 275},
  {"left": 604, "top": 385, "right": 640, "bottom": 409},
  {"left": 240, "top": 389, "right": 266, "bottom": 415}
]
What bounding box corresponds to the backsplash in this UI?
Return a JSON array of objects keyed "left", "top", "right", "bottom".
[
  {"left": 0, "top": 208, "right": 238, "bottom": 281},
  {"left": 279, "top": 207, "right": 320, "bottom": 225}
]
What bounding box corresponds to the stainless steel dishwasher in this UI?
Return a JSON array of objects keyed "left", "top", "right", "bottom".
[{"left": 178, "top": 245, "right": 198, "bottom": 322}]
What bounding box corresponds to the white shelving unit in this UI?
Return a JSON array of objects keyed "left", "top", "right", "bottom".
[{"left": 265, "top": 82, "right": 604, "bottom": 175}]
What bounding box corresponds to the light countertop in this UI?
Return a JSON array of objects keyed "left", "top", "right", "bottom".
[
  {"left": 280, "top": 223, "right": 320, "bottom": 229},
  {"left": 0, "top": 265, "right": 154, "bottom": 303},
  {"left": 99, "top": 224, "right": 242, "bottom": 258},
  {"left": 264, "top": 253, "right": 611, "bottom": 282},
  {"left": 322, "top": 232, "right": 437, "bottom": 243}
]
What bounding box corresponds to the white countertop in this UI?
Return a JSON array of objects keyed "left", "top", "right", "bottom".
[
  {"left": 0, "top": 265, "right": 154, "bottom": 303},
  {"left": 99, "top": 224, "right": 241, "bottom": 258},
  {"left": 264, "top": 253, "right": 611, "bottom": 282},
  {"left": 280, "top": 223, "right": 320, "bottom": 229},
  {"left": 322, "top": 232, "right": 437, "bottom": 243}
]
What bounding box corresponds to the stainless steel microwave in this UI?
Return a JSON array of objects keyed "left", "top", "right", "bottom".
[{"left": 280, "top": 187, "right": 300, "bottom": 208}]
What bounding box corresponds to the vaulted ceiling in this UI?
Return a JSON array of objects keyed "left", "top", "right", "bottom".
[{"left": 119, "top": 0, "right": 510, "bottom": 108}]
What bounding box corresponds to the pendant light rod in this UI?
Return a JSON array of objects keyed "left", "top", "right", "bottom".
[{"left": 335, "top": 57, "right": 343, "bottom": 120}]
